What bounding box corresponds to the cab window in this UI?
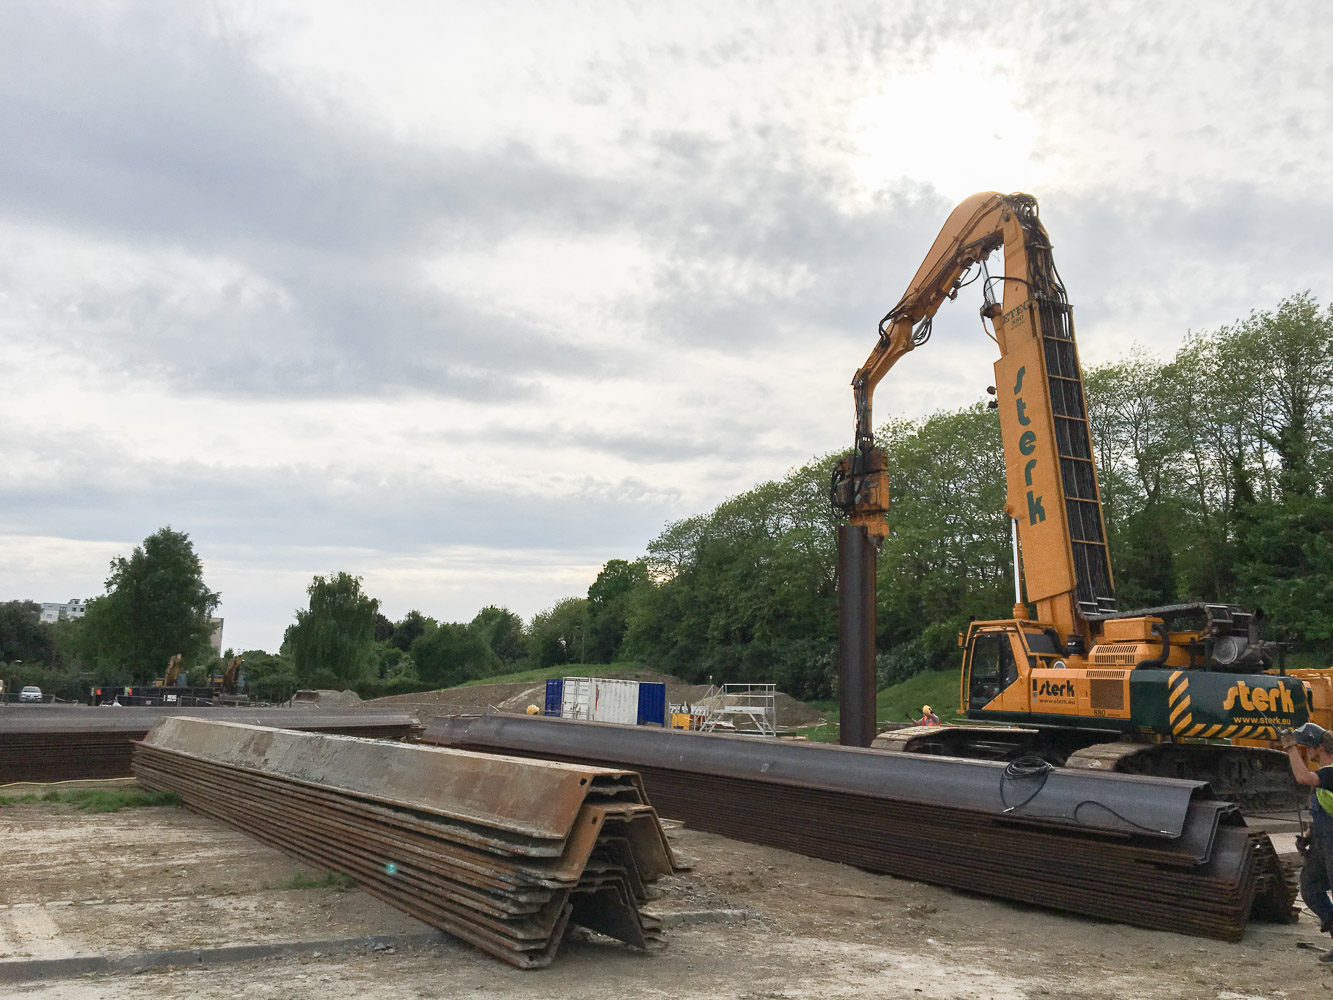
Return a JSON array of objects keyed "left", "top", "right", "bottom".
[
  {"left": 969, "top": 632, "right": 1017, "bottom": 709},
  {"left": 1022, "top": 631, "right": 1061, "bottom": 655}
]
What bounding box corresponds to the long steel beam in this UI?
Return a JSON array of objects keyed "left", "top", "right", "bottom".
[
  {"left": 838, "top": 524, "right": 878, "bottom": 747},
  {"left": 425, "top": 713, "right": 1204, "bottom": 838},
  {"left": 0, "top": 708, "right": 419, "bottom": 783},
  {"left": 422, "top": 714, "right": 1297, "bottom": 942}
]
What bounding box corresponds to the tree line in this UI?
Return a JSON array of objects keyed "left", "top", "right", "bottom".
[{"left": 4, "top": 294, "right": 1329, "bottom": 703}]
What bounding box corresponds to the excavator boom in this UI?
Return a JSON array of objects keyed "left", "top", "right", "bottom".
[{"left": 833, "top": 192, "right": 1113, "bottom": 641}]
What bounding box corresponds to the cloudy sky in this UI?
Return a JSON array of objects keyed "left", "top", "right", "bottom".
[{"left": 1, "top": 1, "right": 1329, "bottom": 653}]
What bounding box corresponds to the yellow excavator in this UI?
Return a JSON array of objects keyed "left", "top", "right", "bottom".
[
  {"left": 152, "top": 654, "right": 184, "bottom": 687},
  {"left": 831, "top": 191, "right": 1306, "bottom": 810},
  {"left": 207, "top": 655, "right": 243, "bottom": 696}
]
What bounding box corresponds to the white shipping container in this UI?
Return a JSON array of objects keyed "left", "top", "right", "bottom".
[
  {"left": 560, "top": 677, "right": 594, "bottom": 720},
  {"left": 560, "top": 677, "right": 641, "bottom": 725}
]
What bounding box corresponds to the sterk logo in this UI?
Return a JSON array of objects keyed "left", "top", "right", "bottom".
[
  {"left": 1012, "top": 364, "right": 1045, "bottom": 526},
  {"left": 1034, "top": 678, "right": 1075, "bottom": 698},
  {"left": 1221, "top": 681, "right": 1294, "bottom": 715}
]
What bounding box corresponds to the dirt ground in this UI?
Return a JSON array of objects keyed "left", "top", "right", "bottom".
[
  {"left": 0, "top": 798, "right": 426, "bottom": 958},
  {"left": 3, "top": 792, "right": 1332, "bottom": 999}
]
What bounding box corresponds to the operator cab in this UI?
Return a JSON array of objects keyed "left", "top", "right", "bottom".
[{"left": 967, "top": 630, "right": 1018, "bottom": 711}]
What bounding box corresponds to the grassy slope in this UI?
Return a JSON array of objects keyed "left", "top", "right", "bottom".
[
  {"left": 874, "top": 669, "right": 964, "bottom": 726},
  {"left": 799, "top": 669, "right": 962, "bottom": 742}
]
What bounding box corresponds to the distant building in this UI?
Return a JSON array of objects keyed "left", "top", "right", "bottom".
[
  {"left": 39, "top": 599, "right": 88, "bottom": 624},
  {"left": 208, "top": 617, "right": 224, "bottom": 656}
]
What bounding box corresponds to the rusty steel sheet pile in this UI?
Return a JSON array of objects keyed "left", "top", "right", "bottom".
[
  {"left": 131, "top": 717, "right": 681, "bottom": 968},
  {"left": 0, "top": 707, "right": 420, "bottom": 783},
  {"left": 423, "top": 714, "right": 1297, "bottom": 942}
]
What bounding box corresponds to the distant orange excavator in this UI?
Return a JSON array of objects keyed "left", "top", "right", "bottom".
[
  {"left": 207, "top": 655, "right": 243, "bottom": 696},
  {"left": 151, "top": 653, "right": 185, "bottom": 688}
]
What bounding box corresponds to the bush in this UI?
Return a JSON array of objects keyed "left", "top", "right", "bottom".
[{"left": 3, "top": 664, "right": 91, "bottom": 703}]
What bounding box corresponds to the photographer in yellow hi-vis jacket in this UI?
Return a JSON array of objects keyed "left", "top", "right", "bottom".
[{"left": 1281, "top": 722, "right": 1333, "bottom": 962}]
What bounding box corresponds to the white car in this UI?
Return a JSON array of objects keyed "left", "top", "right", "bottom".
[{"left": 19, "top": 686, "right": 42, "bottom": 703}]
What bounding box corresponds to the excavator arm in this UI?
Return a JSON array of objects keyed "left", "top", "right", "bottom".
[
  {"left": 224, "top": 655, "right": 241, "bottom": 691},
  {"left": 831, "top": 192, "right": 1115, "bottom": 641},
  {"left": 852, "top": 193, "right": 1011, "bottom": 458}
]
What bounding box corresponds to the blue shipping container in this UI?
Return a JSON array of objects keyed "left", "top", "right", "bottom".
[
  {"left": 544, "top": 678, "right": 564, "bottom": 716},
  {"left": 636, "top": 682, "right": 667, "bottom": 726}
]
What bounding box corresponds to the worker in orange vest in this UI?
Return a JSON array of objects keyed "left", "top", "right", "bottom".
[{"left": 917, "top": 705, "right": 941, "bottom": 727}]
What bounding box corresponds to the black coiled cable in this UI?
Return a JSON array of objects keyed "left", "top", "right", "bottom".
[
  {"left": 1000, "top": 755, "right": 1055, "bottom": 813},
  {"left": 999, "top": 754, "right": 1172, "bottom": 835}
]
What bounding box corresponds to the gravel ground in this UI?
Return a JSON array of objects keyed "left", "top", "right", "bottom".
[{"left": 2, "top": 797, "right": 1330, "bottom": 999}]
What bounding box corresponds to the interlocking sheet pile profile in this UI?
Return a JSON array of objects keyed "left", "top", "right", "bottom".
[{"left": 132, "top": 716, "right": 682, "bottom": 968}]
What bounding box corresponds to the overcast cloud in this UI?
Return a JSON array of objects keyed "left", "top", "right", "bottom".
[{"left": 2, "top": 0, "right": 1330, "bottom": 652}]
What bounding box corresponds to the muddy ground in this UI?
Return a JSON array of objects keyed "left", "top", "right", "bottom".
[{"left": 2, "top": 793, "right": 1331, "bottom": 999}]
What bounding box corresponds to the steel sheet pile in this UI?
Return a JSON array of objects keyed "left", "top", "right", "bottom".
[
  {"left": 425, "top": 714, "right": 1296, "bottom": 942},
  {"left": 0, "top": 707, "right": 420, "bottom": 783},
  {"left": 132, "top": 717, "right": 680, "bottom": 968}
]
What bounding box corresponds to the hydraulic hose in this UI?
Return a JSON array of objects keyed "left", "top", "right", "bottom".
[{"left": 1135, "top": 622, "right": 1171, "bottom": 669}]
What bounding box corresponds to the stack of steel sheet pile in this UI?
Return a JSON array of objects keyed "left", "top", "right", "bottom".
[
  {"left": 424, "top": 714, "right": 1297, "bottom": 943},
  {"left": 131, "top": 717, "right": 679, "bottom": 968},
  {"left": 0, "top": 707, "right": 420, "bottom": 783}
]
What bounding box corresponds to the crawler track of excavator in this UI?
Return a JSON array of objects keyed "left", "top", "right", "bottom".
[{"left": 875, "top": 725, "right": 1304, "bottom": 814}]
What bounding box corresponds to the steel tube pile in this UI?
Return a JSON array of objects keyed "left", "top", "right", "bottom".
[
  {"left": 132, "top": 717, "right": 680, "bottom": 968},
  {"left": 424, "top": 714, "right": 1296, "bottom": 942},
  {"left": 0, "top": 707, "right": 420, "bottom": 783}
]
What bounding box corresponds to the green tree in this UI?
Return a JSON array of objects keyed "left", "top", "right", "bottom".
[
  {"left": 529, "top": 598, "right": 590, "bottom": 668},
  {"left": 1234, "top": 493, "right": 1333, "bottom": 656},
  {"left": 1157, "top": 294, "right": 1333, "bottom": 604},
  {"left": 287, "top": 572, "right": 379, "bottom": 686},
  {"left": 237, "top": 648, "right": 297, "bottom": 703},
  {"left": 77, "top": 527, "right": 220, "bottom": 682},
  {"left": 389, "top": 610, "right": 433, "bottom": 652},
  {"left": 375, "top": 645, "right": 417, "bottom": 681},
  {"left": 1086, "top": 295, "right": 1333, "bottom": 651},
  {"left": 48, "top": 617, "right": 89, "bottom": 672},
  {"left": 874, "top": 405, "right": 1010, "bottom": 681},
  {"left": 624, "top": 458, "right": 840, "bottom": 698},
  {"left": 410, "top": 621, "right": 498, "bottom": 687},
  {"left": 0, "top": 601, "right": 56, "bottom": 665},
  {"left": 587, "top": 560, "right": 649, "bottom": 662},
  {"left": 470, "top": 606, "right": 526, "bottom": 665},
  {"left": 1084, "top": 358, "right": 1186, "bottom": 608},
  {"left": 1227, "top": 292, "right": 1333, "bottom": 497}
]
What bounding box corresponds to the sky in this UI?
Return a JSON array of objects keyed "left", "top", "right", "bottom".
[{"left": 1, "top": 1, "right": 1330, "bottom": 653}]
